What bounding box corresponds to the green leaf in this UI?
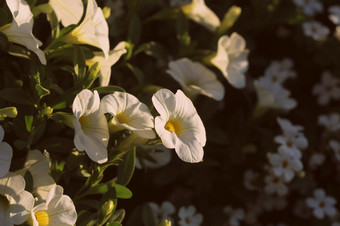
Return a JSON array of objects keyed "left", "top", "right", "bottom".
[
  {"left": 7, "top": 44, "right": 32, "bottom": 61},
  {"left": 128, "top": 14, "right": 141, "bottom": 45},
  {"left": 0, "top": 88, "right": 35, "bottom": 106},
  {"left": 117, "top": 148, "right": 135, "bottom": 186},
  {"left": 35, "top": 84, "right": 50, "bottom": 98},
  {"left": 92, "top": 86, "right": 125, "bottom": 94},
  {"left": 142, "top": 203, "right": 156, "bottom": 226},
  {"left": 50, "top": 88, "right": 80, "bottom": 109},
  {"left": 24, "top": 115, "right": 33, "bottom": 132},
  {"left": 58, "top": 24, "right": 77, "bottom": 39},
  {"left": 83, "top": 62, "right": 100, "bottom": 89},
  {"left": 126, "top": 63, "right": 144, "bottom": 84},
  {"left": 113, "top": 184, "right": 133, "bottom": 199},
  {"left": 108, "top": 209, "right": 125, "bottom": 223},
  {"left": 74, "top": 45, "right": 87, "bottom": 81},
  {"left": 216, "top": 6, "right": 242, "bottom": 38},
  {"left": 32, "top": 3, "right": 53, "bottom": 17},
  {"left": 106, "top": 223, "right": 122, "bottom": 226}
]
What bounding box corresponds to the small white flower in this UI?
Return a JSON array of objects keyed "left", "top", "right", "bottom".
[
  {"left": 0, "top": 0, "right": 46, "bottom": 65},
  {"left": 306, "top": 188, "right": 337, "bottom": 219},
  {"left": 152, "top": 89, "right": 206, "bottom": 163},
  {"left": 329, "top": 5, "right": 340, "bottom": 25},
  {"left": 101, "top": 91, "right": 156, "bottom": 139},
  {"left": 313, "top": 71, "right": 340, "bottom": 105},
  {"left": 293, "top": 0, "right": 323, "bottom": 16},
  {"left": 264, "top": 58, "right": 296, "bottom": 85},
  {"left": 223, "top": 206, "right": 245, "bottom": 226},
  {"left": 269, "top": 153, "right": 303, "bottom": 182},
  {"left": 264, "top": 173, "right": 289, "bottom": 196},
  {"left": 309, "top": 153, "right": 325, "bottom": 169},
  {"left": 178, "top": 205, "right": 203, "bottom": 226},
  {"left": 149, "top": 201, "right": 176, "bottom": 224},
  {"left": 136, "top": 148, "right": 172, "bottom": 169},
  {"left": 211, "top": 33, "right": 249, "bottom": 88},
  {"left": 0, "top": 125, "right": 13, "bottom": 178},
  {"left": 318, "top": 113, "right": 340, "bottom": 132},
  {"left": 303, "top": 21, "right": 330, "bottom": 41},
  {"left": 29, "top": 185, "right": 77, "bottom": 226},
  {"left": 49, "top": 0, "right": 84, "bottom": 27},
  {"left": 167, "top": 58, "right": 225, "bottom": 101},
  {"left": 71, "top": 89, "right": 109, "bottom": 163},
  {"left": 329, "top": 140, "right": 340, "bottom": 161},
  {"left": 243, "top": 170, "right": 259, "bottom": 190}
]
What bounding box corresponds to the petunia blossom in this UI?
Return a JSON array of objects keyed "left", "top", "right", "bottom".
[
  {"left": 0, "top": 125, "right": 13, "bottom": 178},
  {"left": 49, "top": 0, "right": 84, "bottom": 27}
]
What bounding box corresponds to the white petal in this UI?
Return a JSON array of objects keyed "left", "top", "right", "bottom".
[
  {"left": 72, "top": 89, "right": 100, "bottom": 119},
  {"left": 0, "top": 142, "right": 13, "bottom": 178},
  {"left": 49, "top": 0, "right": 84, "bottom": 26}
]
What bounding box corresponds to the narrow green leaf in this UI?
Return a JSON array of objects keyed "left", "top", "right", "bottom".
[
  {"left": 106, "top": 223, "right": 122, "bottom": 226},
  {"left": 108, "top": 209, "right": 125, "bottom": 223},
  {"left": 216, "top": 6, "right": 242, "bottom": 38},
  {"left": 35, "top": 84, "right": 50, "bottom": 98},
  {"left": 117, "top": 148, "right": 136, "bottom": 186},
  {"left": 24, "top": 115, "right": 33, "bottom": 132},
  {"left": 113, "top": 184, "right": 133, "bottom": 199},
  {"left": 74, "top": 45, "right": 86, "bottom": 81}
]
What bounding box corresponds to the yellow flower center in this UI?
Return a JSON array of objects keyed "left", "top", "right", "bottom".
[
  {"left": 79, "top": 115, "right": 90, "bottom": 131},
  {"left": 35, "top": 211, "right": 50, "bottom": 226},
  {"left": 116, "top": 113, "right": 130, "bottom": 124},
  {"left": 164, "top": 119, "right": 183, "bottom": 136}
]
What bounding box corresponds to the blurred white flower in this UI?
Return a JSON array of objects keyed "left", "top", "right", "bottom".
[
  {"left": 329, "top": 140, "right": 340, "bottom": 161},
  {"left": 181, "top": 0, "right": 220, "bottom": 32},
  {"left": 313, "top": 71, "right": 340, "bottom": 105},
  {"left": 62, "top": 0, "right": 109, "bottom": 59},
  {"left": 243, "top": 170, "right": 259, "bottom": 191},
  {"left": 306, "top": 188, "right": 337, "bottom": 219},
  {"left": 0, "top": 0, "right": 46, "bottom": 65},
  {"left": 269, "top": 152, "right": 303, "bottom": 182},
  {"left": 223, "top": 206, "right": 245, "bottom": 226},
  {"left": 149, "top": 201, "right": 176, "bottom": 224},
  {"left": 264, "top": 173, "right": 288, "bottom": 196},
  {"left": 293, "top": 0, "right": 323, "bottom": 16},
  {"left": 333, "top": 222, "right": 340, "bottom": 226},
  {"left": 318, "top": 113, "right": 340, "bottom": 132},
  {"left": 309, "top": 153, "right": 325, "bottom": 169},
  {"left": 329, "top": 5, "right": 340, "bottom": 25},
  {"left": 0, "top": 125, "right": 13, "bottom": 178},
  {"left": 101, "top": 91, "right": 156, "bottom": 139},
  {"left": 29, "top": 185, "right": 77, "bottom": 226},
  {"left": 71, "top": 89, "right": 109, "bottom": 163},
  {"left": 211, "top": 33, "right": 249, "bottom": 88},
  {"left": 167, "top": 58, "right": 225, "bottom": 101},
  {"left": 303, "top": 21, "right": 330, "bottom": 41},
  {"left": 0, "top": 172, "right": 35, "bottom": 225},
  {"left": 152, "top": 89, "right": 206, "bottom": 163},
  {"left": 263, "top": 58, "right": 296, "bottom": 85},
  {"left": 49, "top": 0, "right": 84, "bottom": 27},
  {"left": 86, "top": 41, "right": 127, "bottom": 86},
  {"left": 178, "top": 205, "right": 203, "bottom": 226},
  {"left": 136, "top": 149, "right": 172, "bottom": 169}
]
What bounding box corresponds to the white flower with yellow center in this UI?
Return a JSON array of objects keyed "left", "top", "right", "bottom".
[
  {"left": 0, "top": 0, "right": 46, "bottom": 65},
  {"left": 86, "top": 41, "right": 127, "bottom": 86},
  {"left": 101, "top": 92, "right": 156, "bottom": 139},
  {"left": 152, "top": 89, "right": 206, "bottom": 163},
  {"left": 313, "top": 71, "right": 340, "bottom": 105},
  {"left": 71, "top": 89, "right": 109, "bottom": 164},
  {"left": 62, "top": 0, "right": 109, "bottom": 59},
  {"left": 149, "top": 201, "right": 176, "bottom": 224},
  {"left": 0, "top": 172, "right": 35, "bottom": 225},
  {"left": 181, "top": 0, "right": 220, "bottom": 32},
  {"left": 0, "top": 125, "right": 13, "bottom": 178},
  {"left": 167, "top": 58, "right": 225, "bottom": 101},
  {"left": 303, "top": 21, "right": 330, "bottom": 41},
  {"left": 211, "top": 33, "right": 249, "bottom": 88},
  {"left": 178, "top": 205, "right": 203, "bottom": 226},
  {"left": 28, "top": 185, "right": 77, "bottom": 226},
  {"left": 49, "top": 0, "right": 84, "bottom": 27}
]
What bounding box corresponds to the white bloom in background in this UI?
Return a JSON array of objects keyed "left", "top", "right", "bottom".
[
  {"left": 148, "top": 201, "right": 176, "bottom": 224},
  {"left": 303, "top": 21, "right": 330, "bottom": 41},
  {"left": 264, "top": 58, "right": 296, "bottom": 85},
  {"left": 86, "top": 41, "right": 127, "bottom": 86},
  {"left": 136, "top": 148, "right": 172, "bottom": 169},
  {"left": 293, "top": 0, "right": 323, "bottom": 16},
  {"left": 152, "top": 89, "right": 206, "bottom": 163},
  {"left": 309, "top": 153, "right": 325, "bottom": 169},
  {"left": 167, "top": 58, "right": 225, "bottom": 101},
  {"left": 29, "top": 185, "right": 77, "bottom": 226},
  {"left": 211, "top": 33, "right": 249, "bottom": 88},
  {"left": 101, "top": 91, "right": 156, "bottom": 139},
  {"left": 0, "top": 125, "right": 13, "bottom": 178},
  {"left": 243, "top": 170, "right": 259, "bottom": 190},
  {"left": 269, "top": 152, "right": 303, "bottom": 182},
  {"left": 313, "top": 71, "right": 340, "bottom": 105},
  {"left": 0, "top": 172, "right": 35, "bottom": 225},
  {"left": 105, "top": 0, "right": 125, "bottom": 22},
  {"left": 264, "top": 173, "right": 288, "bottom": 196},
  {"left": 223, "top": 206, "right": 245, "bottom": 226},
  {"left": 306, "top": 188, "right": 337, "bottom": 219},
  {"left": 0, "top": 0, "right": 46, "bottom": 65},
  {"left": 49, "top": 0, "right": 84, "bottom": 27},
  {"left": 329, "top": 6, "right": 340, "bottom": 25},
  {"left": 63, "top": 0, "right": 109, "bottom": 59},
  {"left": 181, "top": 0, "right": 220, "bottom": 32},
  {"left": 329, "top": 140, "right": 340, "bottom": 161},
  {"left": 71, "top": 89, "right": 109, "bottom": 164},
  {"left": 318, "top": 113, "right": 340, "bottom": 132},
  {"left": 178, "top": 205, "right": 203, "bottom": 226}
]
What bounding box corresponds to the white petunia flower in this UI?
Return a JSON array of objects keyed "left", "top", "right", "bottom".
[
  {"left": 28, "top": 185, "right": 77, "bottom": 226},
  {"left": 148, "top": 201, "right": 176, "bottom": 224},
  {"left": 263, "top": 58, "right": 296, "bottom": 85},
  {"left": 211, "top": 33, "right": 249, "bottom": 88},
  {"left": 313, "top": 71, "right": 340, "bottom": 105},
  {"left": 329, "top": 6, "right": 340, "bottom": 25},
  {"left": 0, "top": 125, "right": 13, "bottom": 178},
  {"left": 49, "top": 0, "right": 84, "bottom": 27},
  {"left": 293, "top": 0, "right": 323, "bottom": 16},
  {"left": 264, "top": 173, "right": 289, "bottom": 196},
  {"left": 178, "top": 205, "right": 203, "bottom": 226},
  {"left": 309, "top": 153, "right": 325, "bottom": 169},
  {"left": 306, "top": 188, "right": 337, "bottom": 219},
  {"left": 86, "top": 41, "right": 127, "bottom": 86},
  {"left": 62, "top": 0, "right": 109, "bottom": 59},
  {"left": 101, "top": 91, "right": 156, "bottom": 139},
  {"left": 243, "top": 170, "right": 259, "bottom": 191},
  {"left": 152, "top": 89, "right": 206, "bottom": 163},
  {"left": 329, "top": 140, "right": 340, "bottom": 161},
  {"left": 181, "top": 0, "right": 220, "bottom": 32},
  {"left": 136, "top": 148, "right": 172, "bottom": 169},
  {"left": 70, "top": 89, "right": 109, "bottom": 164},
  {"left": 303, "top": 21, "right": 330, "bottom": 41},
  {"left": 0, "top": 172, "right": 35, "bottom": 225},
  {"left": 0, "top": 0, "right": 46, "bottom": 65},
  {"left": 223, "top": 206, "right": 245, "bottom": 226},
  {"left": 318, "top": 113, "right": 340, "bottom": 132},
  {"left": 269, "top": 152, "right": 303, "bottom": 182},
  {"left": 167, "top": 58, "right": 225, "bottom": 101}
]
